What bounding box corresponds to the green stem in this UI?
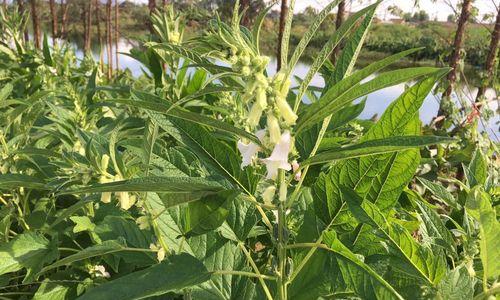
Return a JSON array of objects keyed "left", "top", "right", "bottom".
[
  {"left": 277, "top": 169, "right": 288, "bottom": 300},
  {"left": 212, "top": 270, "right": 276, "bottom": 280},
  {"left": 286, "top": 116, "right": 331, "bottom": 208},
  {"left": 239, "top": 243, "right": 274, "bottom": 300}
]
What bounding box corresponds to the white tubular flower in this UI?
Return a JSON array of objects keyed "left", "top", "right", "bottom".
[
  {"left": 267, "top": 112, "right": 281, "bottom": 145},
  {"left": 237, "top": 130, "right": 266, "bottom": 168},
  {"left": 276, "top": 96, "right": 298, "bottom": 126},
  {"left": 262, "top": 131, "right": 292, "bottom": 180},
  {"left": 92, "top": 265, "right": 110, "bottom": 278}
]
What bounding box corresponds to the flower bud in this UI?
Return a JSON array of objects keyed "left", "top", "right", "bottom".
[
  {"left": 262, "top": 186, "right": 276, "bottom": 205},
  {"left": 118, "top": 192, "right": 136, "bottom": 210},
  {"left": 99, "top": 176, "right": 112, "bottom": 203},
  {"left": 276, "top": 96, "right": 297, "bottom": 125},
  {"left": 100, "top": 154, "right": 110, "bottom": 172},
  {"left": 256, "top": 88, "right": 267, "bottom": 109},
  {"left": 247, "top": 101, "right": 264, "bottom": 127},
  {"left": 241, "top": 66, "right": 251, "bottom": 77},
  {"left": 267, "top": 112, "right": 281, "bottom": 145}
]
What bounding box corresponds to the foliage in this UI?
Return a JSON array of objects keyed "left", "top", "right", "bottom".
[{"left": 0, "top": 2, "right": 498, "bottom": 300}]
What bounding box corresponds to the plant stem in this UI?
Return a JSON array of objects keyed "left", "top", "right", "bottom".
[
  {"left": 286, "top": 116, "right": 331, "bottom": 208},
  {"left": 239, "top": 243, "right": 274, "bottom": 300},
  {"left": 212, "top": 270, "right": 276, "bottom": 280},
  {"left": 277, "top": 169, "right": 288, "bottom": 300}
]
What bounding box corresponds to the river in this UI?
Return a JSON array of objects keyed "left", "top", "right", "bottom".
[{"left": 75, "top": 40, "right": 499, "bottom": 140}]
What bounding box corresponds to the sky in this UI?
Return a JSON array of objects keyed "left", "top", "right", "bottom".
[
  {"left": 293, "top": 0, "right": 499, "bottom": 21},
  {"left": 129, "top": 0, "right": 498, "bottom": 22}
]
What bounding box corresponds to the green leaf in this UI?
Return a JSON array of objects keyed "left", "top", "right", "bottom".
[
  {"left": 221, "top": 194, "right": 258, "bottom": 242},
  {"left": 151, "top": 113, "right": 258, "bottom": 194},
  {"left": 417, "top": 177, "right": 459, "bottom": 209},
  {"left": 465, "top": 148, "right": 487, "bottom": 188},
  {"left": 343, "top": 188, "right": 447, "bottom": 285},
  {"left": 184, "top": 191, "right": 236, "bottom": 238},
  {"left": 302, "top": 135, "right": 454, "bottom": 166},
  {"left": 0, "top": 83, "right": 13, "bottom": 101},
  {"left": 0, "top": 174, "right": 47, "bottom": 190},
  {"left": 279, "top": 0, "right": 295, "bottom": 69},
  {"left": 287, "top": 0, "right": 341, "bottom": 71},
  {"left": 127, "top": 90, "right": 261, "bottom": 145},
  {"left": 297, "top": 67, "right": 447, "bottom": 132},
  {"left": 252, "top": 4, "right": 274, "bottom": 53},
  {"left": 39, "top": 240, "right": 125, "bottom": 274},
  {"left": 42, "top": 33, "right": 53, "bottom": 66},
  {"left": 323, "top": 231, "right": 404, "bottom": 300},
  {"left": 313, "top": 72, "right": 448, "bottom": 225},
  {"left": 0, "top": 232, "right": 58, "bottom": 283},
  {"left": 294, "top": 3, "right": 378, "bottom": 110},
  {"left": 69, "top": 216, "right": 95, "bottom": 233},
  {"left": 436, "top": 266, "right": 474, "bottom": 300},
  {"left": 78, "top": 253, "right": 211, "bottom": 300},
  {"left": 413, "top": 196, "right": 456, "bottom": 254},
  {"left": 465, "top": 187, "right": 500, "bottom": 280},
  {"left": 63, "top": 176, "right": 222, "bottom": 196},
  {"left": 33, "top": 280, "right": 74, "bottom": 300}
]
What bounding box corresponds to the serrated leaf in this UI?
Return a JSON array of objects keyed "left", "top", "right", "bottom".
[
  {"left": 343, "top": 188, "right": 447, "bottom": 285},
  {"left": 313, "top": 72, "right": 447, "bottom": 225},
  {"left": 436, "top": 266, "right": 474, "bottom": 300},
  {"left": 0, "top": 232, "right": 58, "bottom": 283},
  {"left": 465, "top": 148, "right": 487, "bottom": 188},
  {"left": 465, "top": 187, "right": 500, "bottom": 280},
  {"left": 323, "top": 231, "right": 404, "bottom": 300},
  {"left": 78, "top": 253, "right": 211, "bottom": 300},
  {"left": 417, "top": 177, "right": 459, "bottom": 209},
  {"left": 184, "top": 191, "right": 237, "bottom": 238}
]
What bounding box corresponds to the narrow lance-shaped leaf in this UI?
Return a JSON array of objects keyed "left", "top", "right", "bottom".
[
  {"left": 297, "top": 67, "right": 449, "bottom": 132},
  {"left": 287, "top": 0, "right": 341, "bottom": 72},
  {"left": 294, "top": 3, "right": 378, "bottom": 111},
  {"left": 126, "top": 90, "right": 261, "bottom": 145},
  {"left": 302, "top": 135, "right": 455, "bottom": 166},
  {"left": 61, "top": 177, "right": 224, "bottom": 208}
]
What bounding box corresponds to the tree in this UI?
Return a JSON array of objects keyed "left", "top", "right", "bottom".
[
  {"left": 83, "top": 0, "right": 92, "bottom": 54},
  {"left": 60, "top": 0, "right": 70, "bottom": 39},
  {"left": 277, "top": 0, "right": 288, "bottom": 71},
  {"left": 106, "top": 0, "right": 113, "bottom": 78},
  {"left": 475, "top": 8, "right": 500, "bottom": 103},
  {"left": 148, "top": 0, "right": 156, "bottom": 34},
  {"left": 240, "top": 0, "right": 250, "bottom": 27},
  {"left": 49, "top": 0, "right": 58, "bottom": 45},
  {"left": 29, "top": 0, "right": 40, "bottom": 48},
  {"left": 95, "top": 0, "right": 104, "bottom": 69},
  {"left": 437, "top": 0, "right": 473, "bottom": 125},
  {"left": 17, "top": 0, "right": 29, "bottom": 42},
  {"left": 332, "top": 0, "right": 346, "bottom": 64},
  {"left": 447, "top": 13, "right": 456, "bottom": 22},
  {"left": 115, "top": 0, "right": 119, "bottom": 70}
]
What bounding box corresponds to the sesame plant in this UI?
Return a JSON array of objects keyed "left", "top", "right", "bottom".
[{"left": 0, "top": 2, "right": 498, "bottom": 300}]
